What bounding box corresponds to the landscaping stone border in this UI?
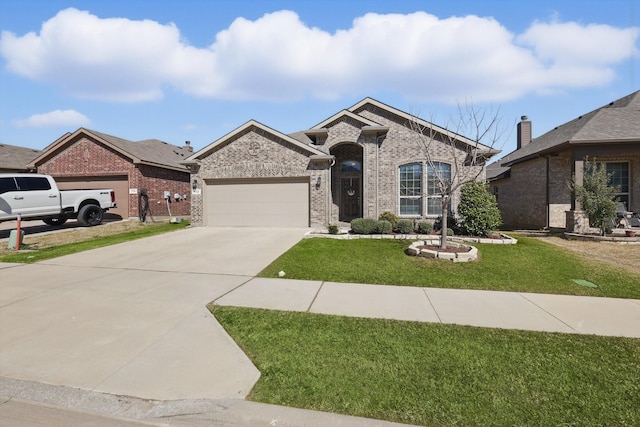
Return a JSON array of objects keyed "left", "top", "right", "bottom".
[
  {"left": 406, "top": 240, "right": 478, "bottom": 262},
  {"left": 306, "top": 231, "right": 518, "bottom": 245}
]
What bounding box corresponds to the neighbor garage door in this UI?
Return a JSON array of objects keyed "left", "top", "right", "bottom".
[
  {"left": 54, "top": 175, "right": 129, "bottom": 218},
  {"left": 204, "top": 178, "right": 309, "bottom": 227}
]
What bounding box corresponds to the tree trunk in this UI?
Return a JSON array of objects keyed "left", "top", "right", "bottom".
[{"left": 440, "top": 202, "right": 449, "bottom": 249}]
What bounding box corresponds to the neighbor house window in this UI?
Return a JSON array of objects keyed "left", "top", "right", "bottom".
[
  {"left": 399, "top": 163, "right": 422, "bottom": 215},
  {"left": 604, "top": 161, "right": 630, "bottom": 207},
  {"left": 426, "top": 162, "right": 451, "bottom": 216}
]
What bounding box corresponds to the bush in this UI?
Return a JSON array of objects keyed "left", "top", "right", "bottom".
[
  {"left": 351, "top": 218, "right": 378, "bottom": 234},
  {"left": 375, "top": 220, "right": 393, "bottom": 234},
  {"left": 417, "top": 221, "right": 433, "bottom": 234},
  {"left": 458, "top": 181, "right": 502, "bottom": 236},
  {"left": 328, "top": 224, "right": 339, "bottom": 235},
  {"left": 447, "top": 228, "right": 454, "bottom": 236},
  {"left": 378, "top": 211, "right": 398, "bottom": 229},
  {"left": 396, "top": 219, "right": 415, "bottom": 234}
]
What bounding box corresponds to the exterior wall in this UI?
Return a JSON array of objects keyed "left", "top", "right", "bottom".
[
  {"left": 547, "top": 152, "right": 572, "bottom": 228},
  {"left": 353, "top": 106, "right": 486, "bottom": 221},
  {"left": 37, "top": 135, "right": 190, "bottom": 218},
  {"left": 491, "top": 149, "right": 640, "bottom": 230},
  {"left": 190, "top": 127, "right": 328, "bottom": 227},
  {"left": 490, "top": 157, "right": 548, "bottom": 229}
]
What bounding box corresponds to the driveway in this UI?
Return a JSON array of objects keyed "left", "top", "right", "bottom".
[{"left": 0, "top": 227, "right": 309, "bottom": 401}]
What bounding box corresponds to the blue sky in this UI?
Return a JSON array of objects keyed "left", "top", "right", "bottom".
[{"left": 0, "top": 0, "right": 638, "bottom": 159}]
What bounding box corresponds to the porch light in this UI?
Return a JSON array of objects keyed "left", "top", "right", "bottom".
[
  {"left": 316, "top": 176, "right": 322, "bottom": 187},
  {"left": 192, "top": 179, "right": 198, "bottom": 191}
]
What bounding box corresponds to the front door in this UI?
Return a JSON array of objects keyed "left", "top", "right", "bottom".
[{"left": 340, "top": 177, "right": 361, "bottom": 221}]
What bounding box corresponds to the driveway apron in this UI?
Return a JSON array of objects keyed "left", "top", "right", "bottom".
[{"left": 0, "top": 227, "right": 309, "bottom": 401}]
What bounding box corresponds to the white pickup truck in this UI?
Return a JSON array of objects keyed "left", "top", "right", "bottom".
[{"left": 0, "top": 173, "right": 116, "bottom": 226}]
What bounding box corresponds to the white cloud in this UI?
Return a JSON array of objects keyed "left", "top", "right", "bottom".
[
  {"left": 14, "top": 109, "right": 91, "bottom": 128},
  {"left": 0, "top": 8, "right": 637, "bottom": 103}
]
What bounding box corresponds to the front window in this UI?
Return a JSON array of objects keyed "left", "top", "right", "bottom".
[
  {"left": 426, "top": 162, "right": 451, "bottom": 216},
  {"left": 604, "top": 162, "right": 629, "bottom": 207},
  {"left": 399, "top": 163, "right": 422, "bottom": 215},
  {"left": 340, "top": 160, "right": 361, "bottom": 172}
]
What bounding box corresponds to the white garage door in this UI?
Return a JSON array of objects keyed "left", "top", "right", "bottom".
[
  {"left": 205, "top": 178, "right": 309, "bottom": 227},
  {"left": 55, "top": 176, "right": 129, "bottom": 218}
]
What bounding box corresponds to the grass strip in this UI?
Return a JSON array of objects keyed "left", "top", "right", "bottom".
[
  {"left": 0, "top": 221, "right": 190, "bottom": 263},
  {"left": 213, "top": 306, "right": 640, "bottom": 427},
  {"left": 258, "top": 236, "right": 640, "bottom": 299}
]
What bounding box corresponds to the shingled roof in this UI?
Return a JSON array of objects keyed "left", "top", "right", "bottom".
[
  {"left": 29, "top": 128, "right": 191, "bottom": 172},
  {"left": 487, "top": 90, "right": 640, "bottom": 180},
  {"left": 0, "top": 143, "right": 41, "bottom": 172}
]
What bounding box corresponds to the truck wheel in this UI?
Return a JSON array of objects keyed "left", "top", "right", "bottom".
[
  {"left": 43, "top": 216, "right": 68, "bottom": 226},
  {"left": 77, "top": 204, "right": 103, "bottom": 226}
]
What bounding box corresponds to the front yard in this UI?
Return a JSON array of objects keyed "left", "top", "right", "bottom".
[
  {"left": 258, "top": 235, "right": 640, "bottom": 299},
  {"left": 213, "top": 234, "right": 640, "bottom": 426}
]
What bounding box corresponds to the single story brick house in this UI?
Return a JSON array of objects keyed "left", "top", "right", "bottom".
[
  {"left": 28, "top": 128, "right": 193, "bottom": 219},
  {"left": 0, "top": 143, "right": 41, "bottom": 172},
  {"left": 184, "top": 98, "right": 499, "bottom": 228},
  {"left": 487, "top": 90, "right": 640, "bottom": 230}
]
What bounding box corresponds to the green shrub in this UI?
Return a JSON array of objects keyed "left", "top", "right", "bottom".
[
  {"left": 378, "top": 211, "right": 399, "bottom": 229},
  {"left": 376, "top": 220, "right": 393, "bottom": 234},
  {"left": 396, "top": 219, "right": 415, "bottom": 234},
  {"left": 447, "top": 228, "right": 454, "bottom": 236},
  {"left": 328, "top": 224, "right": 339, "bottom": 235},
  {"left": 417, "top": 221, "right": 433, "bottom": 234},
  {"left": 351, "top": 218, "right": 378, "bottom": 234},
  {"left": 458, "top": 181, "right": 502, "bottom": 236}
]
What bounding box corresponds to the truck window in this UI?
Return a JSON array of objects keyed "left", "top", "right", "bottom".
[
  {"left": 15, "top": 176, "right": 51, "bottom": 191},
  {"left": 0, "top": 177, "right": 18, "bottom": 194}
]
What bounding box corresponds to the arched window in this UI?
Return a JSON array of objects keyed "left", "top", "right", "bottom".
[{"left": 399, "top": 163, "right": 422, "bottom": 215}]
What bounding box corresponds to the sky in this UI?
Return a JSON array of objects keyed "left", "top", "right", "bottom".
[{"left": 0, "top": 0, "right": 638, "bottom": 160}]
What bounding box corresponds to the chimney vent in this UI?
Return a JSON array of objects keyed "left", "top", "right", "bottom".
[
  {"left": 517, "top": 116, "right": 532, "bottom": 150},
  {"left": 184, "top": 140, "right": 193, "bottom": 152}
]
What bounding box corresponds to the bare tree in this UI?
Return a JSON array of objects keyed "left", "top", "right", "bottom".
[{"left": 408, "top": 102, "right": 505, "bottom": 248}]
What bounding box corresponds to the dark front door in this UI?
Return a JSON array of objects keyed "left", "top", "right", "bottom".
[{"left": 340, "top": 177, "right": 361, "bottom": 221}]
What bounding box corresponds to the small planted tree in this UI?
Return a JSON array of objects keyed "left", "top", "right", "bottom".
[
  {"left": 570, "top": 159, "right": 619, "bottom": 236},
  {"left": 409, "top": 102, "right": 505, "bottom": 248},
  {"left": 457, "top": 181, "right": 502, "bottom": 236}
]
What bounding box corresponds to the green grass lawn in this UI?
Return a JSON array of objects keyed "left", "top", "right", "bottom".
[
  {"left": 214, "top": 306, "right": 640, "bottom": 427},
  {"left": 258, "top": 236, "right": 640, "bottom": 299},
  {"left": 0, "top": 221, "right": 190, "bottom": 263}
]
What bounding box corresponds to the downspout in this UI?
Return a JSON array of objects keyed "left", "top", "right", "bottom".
[{"left": 376, "top": 135, "right": 381, "bottom": 219}]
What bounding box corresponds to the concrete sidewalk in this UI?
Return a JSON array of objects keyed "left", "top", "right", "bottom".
[{"left": 215, "top": 278, "right": 640, "bottom": 338}]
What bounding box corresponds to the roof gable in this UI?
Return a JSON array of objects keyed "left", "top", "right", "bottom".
[
  {"left": 348, "top": 97, "right": 499, "bottom": 154},
  {"left": 29, "top": 128, "right": 191, "bottom": 172},
  {"left": 185, "top": 120, "right": 328, "bottom": 162},
  {"left": 310, "top": 109, "right": 383, "bottom": 129}
]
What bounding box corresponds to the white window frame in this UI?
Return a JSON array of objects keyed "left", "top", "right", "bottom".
[{"left": 398, "top": 163, "right": 422, "bottom": 217}]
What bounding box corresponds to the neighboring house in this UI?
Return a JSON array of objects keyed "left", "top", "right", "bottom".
[
  {"left": 0, "top": 143, "right": 40, "bottom": 172},
  {"left": 184, "top": 97, "right": 499, "bottom": 228},
  {"left": 28, "top": 128, "right": 192, "bottom": 219},
  {"left": 487, "top": 90, "right": 640, "bottom": 231}
]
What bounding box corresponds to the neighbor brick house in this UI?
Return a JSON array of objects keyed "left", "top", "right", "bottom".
[
  {"left": 0, "top": 143, "right": 40, "bottom": 172},
  {"left": 184, "top": 98, "right": 499, "bottom": 228},
  {"left": 487, "top": 90, "right": 640, "bottom": 230},
  {"left": 28, "top": 128, "right": 192, "bottom": 219}
]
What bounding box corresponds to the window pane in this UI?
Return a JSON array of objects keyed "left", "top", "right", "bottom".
[
  {"left": 606, "top": 162, "right": 629, "bottom": 193},
  {"left": 426, "top": 163, "right": 451, "bottom": 196},
  {"left": 399, "top": 163, "right": 422, "bottom": 215},
  {"left": 341, "top": 160, "right": 361, "bottom": 172},
  {"left": 427, "top": 196, "right": 442, "bottom": 216},
  {"left": 15, "top": 177, "right": 51, "bottom": 191},
  {"left": 0, "top": 177, "right": 17, "bottom": 194},
  {"left": 400, "top": 198, "right": 422, "bottom": 216}
]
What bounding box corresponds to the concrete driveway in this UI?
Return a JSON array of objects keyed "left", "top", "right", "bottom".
[{"left": 0, "top": 227, "right": 309, "bottom": 401}]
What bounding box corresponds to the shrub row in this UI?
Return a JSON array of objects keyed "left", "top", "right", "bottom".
[{"left": 350, "top": 214, "right": 440, "bottom": 235}]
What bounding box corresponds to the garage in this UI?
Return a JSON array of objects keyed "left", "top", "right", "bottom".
[
  {"left": 204, "top": 178, "right": 309, "bottom": 227},
  {"left": 55, "top": 175, "right": 129, "bottom": 218}
]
